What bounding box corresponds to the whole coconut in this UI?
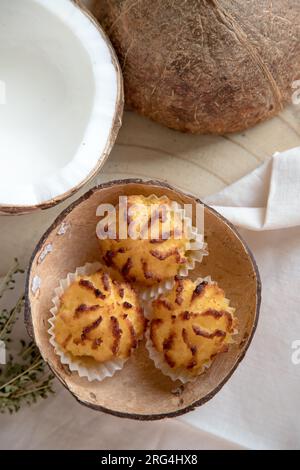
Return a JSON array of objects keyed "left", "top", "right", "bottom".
[{"left": 95, "top": 0, "right": 300, "bottom": 134}]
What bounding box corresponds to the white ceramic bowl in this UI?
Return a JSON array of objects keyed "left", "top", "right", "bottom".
[{"left": 0, "top": 0, "right": 123, "bottom": 214}]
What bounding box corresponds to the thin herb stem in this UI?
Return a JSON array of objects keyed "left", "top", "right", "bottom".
[
  {"left": 9, "top": 375, "right": 50, "bottom": 397},
  {"left": 0, "top": 358, "right": 44, "bottom": 392},
  {"left": 0, "top": 294, "right": 24, "bottom": 340},
  {"left": 20, "top": 343, "right": 36, "bottom": 359},
  {"left": 13, "top": 384, "right": 51, "bottom": 399},
  {"left": 0, "top": 259, "right": 19, "bottom": 298}
]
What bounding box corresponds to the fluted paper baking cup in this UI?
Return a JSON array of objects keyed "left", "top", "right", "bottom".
[
  {"left": 137, "top": 196, "right": 208, "bottom": 301},
  {"left": 48, "top": 262, "right": 127, "bottom": 382},
  {"left": 145, "top": 276, "right": 237, "bottom": 383},
  {"left": 96, "top": 194, "right": 208, "bottom": 302}
]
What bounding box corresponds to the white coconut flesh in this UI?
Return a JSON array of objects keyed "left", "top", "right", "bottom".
[{"left": 0, "top": 0, "right": 120, "bottom": 208}]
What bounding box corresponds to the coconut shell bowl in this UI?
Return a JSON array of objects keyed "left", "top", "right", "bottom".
[{"left": 25, "top": 179, "right": 261, "bottom": 420}]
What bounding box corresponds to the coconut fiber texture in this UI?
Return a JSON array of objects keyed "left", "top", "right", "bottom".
[{"left": 95, "top": 0, "right": 300, "bottom": 134}]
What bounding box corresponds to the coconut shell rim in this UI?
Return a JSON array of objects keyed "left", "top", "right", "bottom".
[
  {"left": 24, "top": 178, "right": 261, "bottom": 420},
  {"left": 0, "top": 0, "right": 124, "bottom": 215}
]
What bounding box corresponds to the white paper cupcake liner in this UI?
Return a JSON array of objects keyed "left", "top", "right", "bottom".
[
  {"left": 145, "top": 276, "right": 237, "bottom": 383},
  {"left": 96, "top": 195, "right": 208, "bottom": 302},
  {"left": 48, "top": 262, "right": 127, "bottom": 382},
  {"left": 133, "top": 196, "right": 208, "bottom": 301}
]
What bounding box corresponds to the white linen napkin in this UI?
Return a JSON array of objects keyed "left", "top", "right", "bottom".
[{"left": 182, "top": 147, "right": 300, "bottom": 450}]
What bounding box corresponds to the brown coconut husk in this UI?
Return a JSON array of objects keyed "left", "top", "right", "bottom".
[{"left": 94, "top": 0, "right": 300, "bottom": 134}]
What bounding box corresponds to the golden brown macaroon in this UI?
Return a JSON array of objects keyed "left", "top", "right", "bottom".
[
  {"left": 97, "top": 195, "right": 190, "bottom": 287},
  {"left": 54, "top": 270, "right": 146, "bottom": 363},
  {"left": 148, "top": 277, "right": 237, "bottom": 377}
]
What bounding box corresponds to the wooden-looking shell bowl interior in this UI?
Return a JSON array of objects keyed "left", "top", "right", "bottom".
[{"left": 25, "top": 179, "right": 261, "bottom": 420}]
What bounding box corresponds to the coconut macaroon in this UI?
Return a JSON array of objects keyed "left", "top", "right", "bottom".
[
  {"left": 97, "top": 194, "right": 190, "bottom": 287},
  {"left": 54, "top": 269, "right": 146, "bottom": 363},
  {"left": 147, "top": 277, "right": 237, "bottom": 380}
]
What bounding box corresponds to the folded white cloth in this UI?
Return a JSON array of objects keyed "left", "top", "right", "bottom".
[
  {"left": 182, "top": 147, "right": 300, "bottom": 450},
  {"left": 205, "top": 147, "right": 300, "bottom": 230}
]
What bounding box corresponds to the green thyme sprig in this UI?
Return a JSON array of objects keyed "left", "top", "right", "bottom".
[
  {"left": 0, "top": 294, "right": 24, "bottom": 344},
  {"left": 0, "top": 345, "right": 54, "bottom": 414},
  {"left": 0, "top": 260, "right": 54, "bottom": 414},
  {"left": 0, "top": 258, "right": 24, "bottom": 300}
]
